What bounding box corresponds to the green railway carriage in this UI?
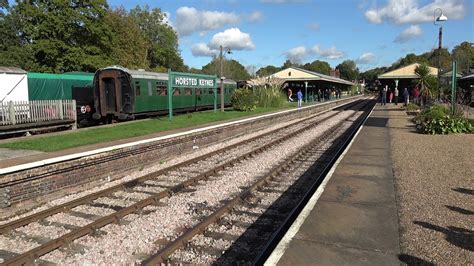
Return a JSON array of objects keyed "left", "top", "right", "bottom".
[{"left": 91, "top": 66, "right": 236, "bottom": 122}]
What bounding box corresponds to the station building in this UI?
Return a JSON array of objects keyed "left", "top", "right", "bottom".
[
  {"left": 377, "top": 63, "right": 438, "bottom": 92},
  {"left": 264, "top": 67, "right": 356, "bottom": 102}
]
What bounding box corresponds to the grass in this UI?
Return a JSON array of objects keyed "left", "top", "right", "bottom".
[{"left": 0, "top": 107, "right": 293, "bottom": 152}]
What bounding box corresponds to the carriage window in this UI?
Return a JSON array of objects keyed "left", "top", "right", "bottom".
[
  {"left": 135, "top": 81, "right": 141, "bottom": 96},
  {"left": 173, "top": 88, "right": 181, "bottom": 96},
  {"left": 217, "top": 87, "right": 221, "bottom": 94},
  {"left": 184, "top": 88, "right": 192, "bottom": 95},
  {"left": 148, "top": 81, "right": 153, "bottom": 96},
  {"left": 196, "top": 89, "right": 201, "bottom": 96},
  {"left": 209, "top": 88, "right": 214, "bottom": 95},
  {"left": 156, "top": 86, "right": 167, "bottom": 96}
]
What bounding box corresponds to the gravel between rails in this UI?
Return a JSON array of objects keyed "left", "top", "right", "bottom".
[
  {"left": 33, "top": 110, "right": 358, "bottom": 264},
  {"left": 387, "top": 104, "right": 474, "bottom": 265},
  {"left": 0, "top": 113, "right": 327, "bottom": 223}
]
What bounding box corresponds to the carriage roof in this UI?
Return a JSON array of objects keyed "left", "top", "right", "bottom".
[{"left": 99, "top": 66, "right": 236, "bottom": 84}]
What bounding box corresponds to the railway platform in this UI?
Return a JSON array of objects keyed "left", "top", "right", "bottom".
[{"left": 266, "top": 104, "right": 401, "bottom": 265}]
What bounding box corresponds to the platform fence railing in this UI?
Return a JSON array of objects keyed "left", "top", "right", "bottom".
[{"left": 0, "top": 99, "right": 76, "bottom": 126}]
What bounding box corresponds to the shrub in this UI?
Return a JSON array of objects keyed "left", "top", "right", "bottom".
[
  {"left": 422, "top": 116, "right": 473, "bottom": 134},
  {"left": 253, "top": 86, "right": 286, "bottom": 108},
  {"left": 415, "top": 104, "right": 474, "bottom": 134},
  {"left": 231, "top": 88, "right": 256, "bottom": 111},
  {"left": 406, "top": 103, "right": 420, "bottom": 111}
]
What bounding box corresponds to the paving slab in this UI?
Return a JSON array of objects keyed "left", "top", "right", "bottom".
[
  {"left": 278, "top": 238, "right": 400, "bottom": 266},
  {"left": 271, "top": 105, "right": 401, "bottom": 265}
]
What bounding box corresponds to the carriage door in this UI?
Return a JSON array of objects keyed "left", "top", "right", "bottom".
[{"left": 99, "top": 71, "right": 122, "bottom": 116}]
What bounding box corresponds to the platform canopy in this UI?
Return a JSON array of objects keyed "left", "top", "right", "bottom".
[
  {"left": 378, "top": 63, "right": 438, "bottom": 79},
  {"left": 269, "top": 67, "right": 354, "bottom": 86}
]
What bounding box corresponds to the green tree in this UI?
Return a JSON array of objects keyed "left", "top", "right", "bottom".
[
  {"left": 282, "top": 59, "right": 296, "bottom": 69},
  {"left": 1, "top": 0, "right": 114, "bottom": 72},
  {"left": 130, "top": 5, "right": 186, "bottom": 72},
  {"left": 256, "top": 65, "right": 280, "bottom": 77},
  {"left": 302, "top": 60, "right": 331, "bottom": 75},
  {"left": 415, "top": 63, "right": 437, "bottom": 106},
  {"left": 105, "top": 8, "right": 148, "bottom": 69},
  {"left": 390, "top": 53, "right": 428, "bottom": 70},
  {"left": 360, "top": 67, "right": 387, "bottom": 85},
  {"left": 202, "top": 58, "right": 251, "bottom": 81},
  {"left": 452, "top": 41, "right": 474, "bottom": 74},
  {"left": 428, "top": 48, "right": 451, "bottom": 72},
  {"left": 336, "top": 60, "right": 359, "bottom": 81}
]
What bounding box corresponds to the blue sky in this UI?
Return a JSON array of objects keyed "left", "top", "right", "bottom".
[{"left": 109, "top": 0, "right": 473, "bottom": 73}]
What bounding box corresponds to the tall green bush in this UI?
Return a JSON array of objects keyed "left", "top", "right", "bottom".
[
  {"left": 253, "top": 86, "right": 287, "bottom": 108},
  {"left": 231, "top": 88, "right": 256, "bottom": 111}
]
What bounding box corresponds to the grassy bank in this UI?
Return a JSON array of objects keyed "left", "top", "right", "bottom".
[{"left": 0, "top": 106, "right": 292, "bottom": 152}]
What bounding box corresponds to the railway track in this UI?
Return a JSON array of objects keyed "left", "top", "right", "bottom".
[
  {"left": 0, "top": 98, "right": 373, "bottom": 265},
  {"left": 142, "top": 99, "right": 374, "bottom": 264}
]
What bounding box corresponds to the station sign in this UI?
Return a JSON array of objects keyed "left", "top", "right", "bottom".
[
  {"left": 167, "top": 70, "right": 218, "bottom": 120},
  {"left": 171, "top": 72, "right": 216, "bottom": 88}
]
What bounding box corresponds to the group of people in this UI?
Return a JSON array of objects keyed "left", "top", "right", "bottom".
[
  {"left": 287, "top": 88, "right": 303, "bottom": 108},
  {"left": 380, "top": 85, "right": 417, "bottom": 106},
  {"left": 288, "top": 87, "right": 341, "bottom": 108}
]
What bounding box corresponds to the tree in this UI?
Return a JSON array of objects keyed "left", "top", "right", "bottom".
[
  {"left": 105, "top": 8, "right": 148, "bottom": 69},
  {"left": 256, "top": 65, "right": 280, "bottom": 77},
  {"left": 302, "top": 60, "right": 331, "bottom": 75},
  {"left": 360, "top": 66, "right": 387, "bottom": 86},
  {"left": 336, "top": 60, "right": 359, "bottom": 81},
  {"left": 1, "top": 0, "right": 114, "bottom": 72},
  {"left": 452, "top": 41, "right": 474, "bottom": 74},
  {"left": 282, "top": 59, "right": 296, "bottom": 69},
  {"left": 415, "top": 63, "right": 437, "bottom": 106},
  {"left": 390, "top": 53, "right": 428, "bottom": 70},
  {"left": 427, "top": 48, "right": 451, "bottom": 72},
  {"left": 130, "top": 5, "right": 186, "bottom": 72},
  {"left": 201, "top": 58, "right": 251, "bottom": 81}
]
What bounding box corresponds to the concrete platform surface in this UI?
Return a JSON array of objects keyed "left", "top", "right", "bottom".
[{"left": 268, "top": 105, "right": 401, "bottom": 265}]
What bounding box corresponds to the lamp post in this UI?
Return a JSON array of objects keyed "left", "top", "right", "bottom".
[
  {"left": 219, "top": 45, "right": 232, "bottom": 112},
  {"left": 434, "top": 8, "right": 448, "bottom": 101}
]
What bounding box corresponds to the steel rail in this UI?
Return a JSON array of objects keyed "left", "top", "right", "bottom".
[
  {"left": 0, "top": 100, "right": 363, "bottom": 234},
  {"left": 1, "top": 100, "right": 365, "bottom": 265},
  {"left": 141, "top": 100, "right": 373, "bottom": 265},
  {"left": 253, "top": 99, "right": 376, "bottom": 265}
]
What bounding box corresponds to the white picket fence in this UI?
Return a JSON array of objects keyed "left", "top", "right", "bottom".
[{"left": 0, "top": 100, "right": 77, "bottom": 126}]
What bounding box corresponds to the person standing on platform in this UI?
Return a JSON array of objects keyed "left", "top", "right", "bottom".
[
  {"left": 297, "top": 89, "right": 303, "bottom": 108},
  {"left": 381, "top": 86, "right": 387, "bottom": 105},
  {"left": 403, "top": 88, "right": 409, "bottom": 106},
  {"left": 288, "top": 88, "right": 293, "bottom": 102},
  {"left": 389, "top": 89, "right": 393, "bottom": 103},
  {"left": 394, "top": 87, "right": 399, "bottom": 105}
]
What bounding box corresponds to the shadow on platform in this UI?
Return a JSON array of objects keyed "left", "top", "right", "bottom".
[{"left": 414, "top": 221, "right": 474, "bottom": 252}]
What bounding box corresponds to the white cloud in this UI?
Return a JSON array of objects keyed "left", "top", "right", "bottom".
[
  {"left": 365, "top": 0, "right": 465, "bottom": 25},
  {"left": 355, "top": 52, "right": 376, "bottom": 64},
  {"left": 284, "top": 46, "right": 308, "bottom": 63},
  {"left": 283, "top": 44, "right": 345, "bottom": 62},
  {"left": 394, "top": 25, "right": 423, "bottom": 43},
  {"left": 191, "top": 43, "right": 218, "bottom": 57},
  {"left": 312, "top": 45, "right": 345, "bottom": 59},
  {"left": 248, "top": 11, "right": 263, "bottom": 22},
  {"left": 307, "top": 22, "right": 320, "bottom": 30},
  {"left": 176, "top": 6, "right": 240, "bottom": 36},
  {"left": 209, "top": 28, "right": 256, "bottom": 51},
  {"left": 191, "top": 28, "right": 255, "bottom": 58}
]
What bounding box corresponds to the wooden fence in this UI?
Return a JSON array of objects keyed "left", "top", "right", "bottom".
[{"left": 0, "top": 100, "right": 76, "bottom": 126}]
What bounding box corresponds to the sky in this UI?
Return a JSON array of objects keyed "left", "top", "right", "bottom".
[{"left": 108, "top": 0, "right": 474, "bottom": 73}]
